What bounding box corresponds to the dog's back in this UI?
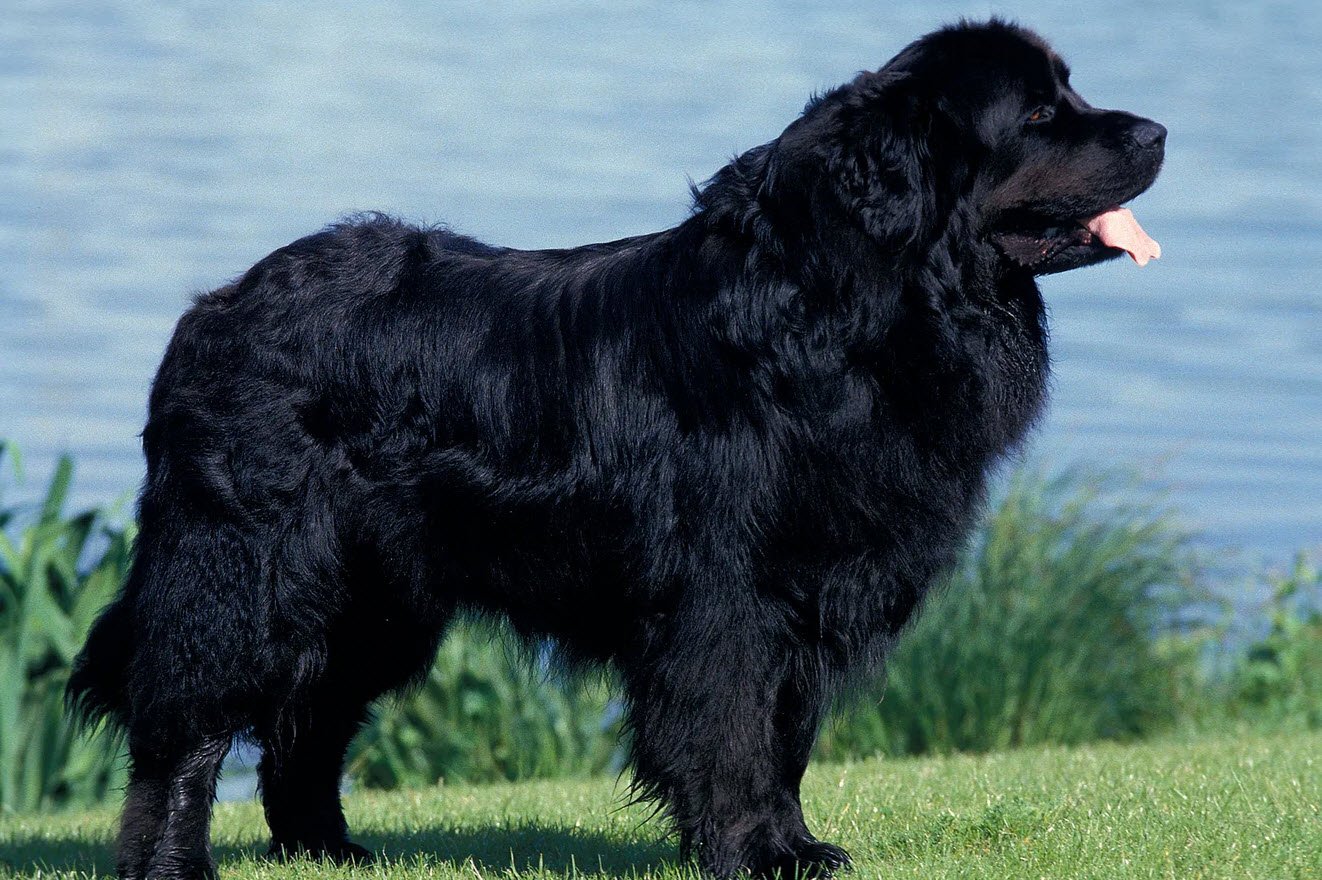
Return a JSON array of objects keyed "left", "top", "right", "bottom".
[{"left": 70, "top": 214, "right": 712, "bottom": 742}]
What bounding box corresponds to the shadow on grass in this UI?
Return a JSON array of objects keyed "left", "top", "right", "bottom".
[
  {"left": 361, "top": 824, "right": 677, "bottom": 875},
  {"left": 1, "top": 824, "right": 678, "bottom": 878}
]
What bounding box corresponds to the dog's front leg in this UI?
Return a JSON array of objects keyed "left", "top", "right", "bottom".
[{"left": 621, "top": 592, "right": 849, "bottom": 878}]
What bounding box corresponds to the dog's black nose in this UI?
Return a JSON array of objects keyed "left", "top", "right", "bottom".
[{"left": 1128, "top": 120, "right": 1167, "bottom": 150}]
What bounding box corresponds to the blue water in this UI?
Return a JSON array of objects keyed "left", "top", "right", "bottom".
[{"left": 3, "top": 1, "right": 1320, "bottom": 563}]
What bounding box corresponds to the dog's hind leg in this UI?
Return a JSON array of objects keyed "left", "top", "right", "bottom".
[
  {"left": 257, "top": 605, "right": 452, "bottom": 864},
  {"left": 111, "top": 511, "right": 265, "bottom": 880},
  {"left": 115, "top": 758, "right": 170, "bottom": 880},
  {"left": 125, "top": 733, "right": 231, "bottom": 880},
  {"left": 258, "top": 693, "right": 372, "bottom": 865}
]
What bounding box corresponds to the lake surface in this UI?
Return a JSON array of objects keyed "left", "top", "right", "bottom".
[{"left": 3, "top": 1, "right": 1320, "bottom": 563}]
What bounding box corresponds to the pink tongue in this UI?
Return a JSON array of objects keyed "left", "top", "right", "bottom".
[{"left": 1085, "top": 207, "right": 1161, "bottom": 267}]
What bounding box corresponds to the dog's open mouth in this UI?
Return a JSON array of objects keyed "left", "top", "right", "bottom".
[{"left": 992, "top": 206, "right": 1161, "bottom": 275}]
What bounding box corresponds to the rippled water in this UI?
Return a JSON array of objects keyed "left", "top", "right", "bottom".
[{"left": 3, "top": 1, "right": 1320, "bottom": 561}]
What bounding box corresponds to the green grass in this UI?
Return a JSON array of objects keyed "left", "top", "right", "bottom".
[{"left": 3, "top": 732, "right": 1318, "bottom": 879}]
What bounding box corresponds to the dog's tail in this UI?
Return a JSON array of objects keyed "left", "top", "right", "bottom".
[
  {"left": 67, "top": 593, "right": 134, "bottom": 729},
  {"left": 68, "top": 504, "right": 278, "bottom": 746}
]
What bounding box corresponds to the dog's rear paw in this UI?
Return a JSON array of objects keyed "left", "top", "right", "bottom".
[{"left": 139, "top": 854, "right": 218, "bottom": 880}]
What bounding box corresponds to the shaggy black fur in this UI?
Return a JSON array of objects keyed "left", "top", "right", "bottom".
[{"left": 69, "top": 19, "right": 1164, "bottom": 879}]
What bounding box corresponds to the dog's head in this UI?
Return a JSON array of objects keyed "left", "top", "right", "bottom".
[{"left": 754, "top": 19, "right": 1165, "bottom": 277}]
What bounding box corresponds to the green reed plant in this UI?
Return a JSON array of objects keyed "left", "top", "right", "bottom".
[
  {"left": 347, "top": 623, "right": 619, "bottom": 788},
  {"left": 0, "top": 444, "right": 130, "bottom": 812},
  {"left": 1222, "top": 554, "right": 1322, "bottom": 730},
  {"left": 817, "top": 467, "right": 1205, "bottom": 759}
]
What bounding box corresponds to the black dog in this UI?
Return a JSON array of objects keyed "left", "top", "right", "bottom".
[{"left": 70, "top": 19, "right": 1164, "bottom": 880}]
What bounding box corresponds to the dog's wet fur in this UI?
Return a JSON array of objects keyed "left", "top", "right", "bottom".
[{"left": 70, "top": 19, "right": 1163, "bottom": 879}]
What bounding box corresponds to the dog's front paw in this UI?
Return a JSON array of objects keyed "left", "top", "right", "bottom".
[
  {"left": 267, "top": 838, "right": 374, "bottom": 866},
  {"left": 787, "top": 838, "right": 852, "bottom": 875},
  {"left": 698, "top": 833, "right": 852, "bottom": 879}
]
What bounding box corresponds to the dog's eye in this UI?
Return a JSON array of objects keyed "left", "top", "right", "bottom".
[{"left": 1025, "top": 106, "right": 1055, "bottom": 125}]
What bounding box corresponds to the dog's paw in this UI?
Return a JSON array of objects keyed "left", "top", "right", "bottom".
[
  {"left": 789, "top": 838, "right": 852, "bottom": 875},
  {"left": 116, "top": 857, "right": 150, "bottom": 880},
  {"left": 748, "top": 837, "right": 852, "bottom": 879},
  {"left": 323, "top": 841, "right": 375, "bottom": 866},
  {"left": 140, "top": 853, "right": 218, "bottom": 880},
  {"left": 267, "top": 839, "right": 374, "bottom": 866},
  {"left": 700, "top": 836, "right": 852, "bottom": 879}
]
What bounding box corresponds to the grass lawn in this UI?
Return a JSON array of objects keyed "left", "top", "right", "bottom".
[{"left": 2, "top": 731, "right": 1319, "bottom": 879}]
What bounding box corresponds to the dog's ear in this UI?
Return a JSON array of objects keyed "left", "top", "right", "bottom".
[{"left": 823, "top": 70, "right": 933, "bottom": 250}]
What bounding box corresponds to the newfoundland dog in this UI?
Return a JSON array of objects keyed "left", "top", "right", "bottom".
[{"left": 71, "top": 18, "right": 1164, "bottom": 880}]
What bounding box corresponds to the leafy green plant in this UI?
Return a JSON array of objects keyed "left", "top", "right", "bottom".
[
  {"left": 347, "top": 623, "right": 620, "bottom": 788},
  {"left": 817, "top": 467, "right": 1204, "bottom": 759},
  {"left": 1223, "top": 555, "right": 1322, "bottom": 729},
  {"left": 0, "top": 445, "right": 131, "bottom": 813}
]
